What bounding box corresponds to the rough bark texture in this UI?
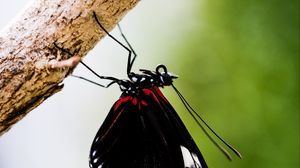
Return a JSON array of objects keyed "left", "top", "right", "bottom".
[{"left": 0, "top": 0, "right": 139, "bottom": 136}]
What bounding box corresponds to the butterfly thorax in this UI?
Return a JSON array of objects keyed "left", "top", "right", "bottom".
[{"left": 117, "top": 65, "right": 178, "bottom": 95}]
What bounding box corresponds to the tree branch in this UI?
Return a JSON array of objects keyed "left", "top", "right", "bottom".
[{"left": 0, "top": 0, "right": 139, "bottom": 136}]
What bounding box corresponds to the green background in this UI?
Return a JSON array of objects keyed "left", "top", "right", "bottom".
[{"left": 164, "top": 0, "right": 299, "bottom": 167}]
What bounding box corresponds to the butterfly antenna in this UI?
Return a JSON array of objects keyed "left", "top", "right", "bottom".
[{"left": 172, "top": 84, "right": 242, "bottom": 160}]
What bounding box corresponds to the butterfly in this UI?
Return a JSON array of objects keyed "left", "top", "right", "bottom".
[{"left": 68, "top": 11, "right": 242, "bottom": 168}]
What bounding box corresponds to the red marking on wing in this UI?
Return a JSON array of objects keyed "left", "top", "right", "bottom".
[
  {"left": 141, "top": 100, "right": 148, "bottom": 106},
  {"left": 153, "top": 86, "right": 170, "bottom": 103},
  {"left": 142, "top": 88, "right": 160, "bottom": 103},
  {"left": 102, "top": 95, "right": 142, "bottom": 141},
  {"left": 132, "top": 97, "right": 138, "bottom": 105},
  {"left": 101, "top": 103, "right": 128, "bottom": 142},
  {"left": 113, "top": 96, "right": 132, "bottom": 111},
  {"left": 142, "top": 87, "right": 170, "bottom": 106}
]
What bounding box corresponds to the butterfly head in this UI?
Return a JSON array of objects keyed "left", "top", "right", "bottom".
[{"left": 156, "top": 64, "right": 178, "bottom": 86}]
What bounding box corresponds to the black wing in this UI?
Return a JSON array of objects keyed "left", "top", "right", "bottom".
[
  {"left": 143, "top": 87, "right": 208, "bottom": 168},
  {"left": 89, "top": 95, "right": 144, "bottom": 168},
  {"left": 89, "top": 89, "right": 207, "bottom": 168}
]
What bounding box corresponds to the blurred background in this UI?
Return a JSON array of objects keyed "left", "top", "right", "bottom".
[{"left": 0, "top": 0, "right": 299, "bottom": 168}]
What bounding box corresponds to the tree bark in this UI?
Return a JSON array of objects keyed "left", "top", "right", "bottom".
[{"left": 0, "top": 0, "right": 139, "bottom": 136}]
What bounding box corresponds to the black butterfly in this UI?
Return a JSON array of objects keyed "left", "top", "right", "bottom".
[{"left": 71, "top": 11, "right": 242, "bottom": 168}]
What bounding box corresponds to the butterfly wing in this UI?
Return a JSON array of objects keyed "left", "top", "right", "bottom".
[
  {"left": 89, "top": 95, "right": 182, "bottom": 168},
  {"left": 89, "top": 95, "right": 144, "bottom": 168},
  {"left": 89, "top": 88, "right": 207, "bottom": 168},
  {"left": 142, "top": 87, "right": 208, "bottom": 168}
]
